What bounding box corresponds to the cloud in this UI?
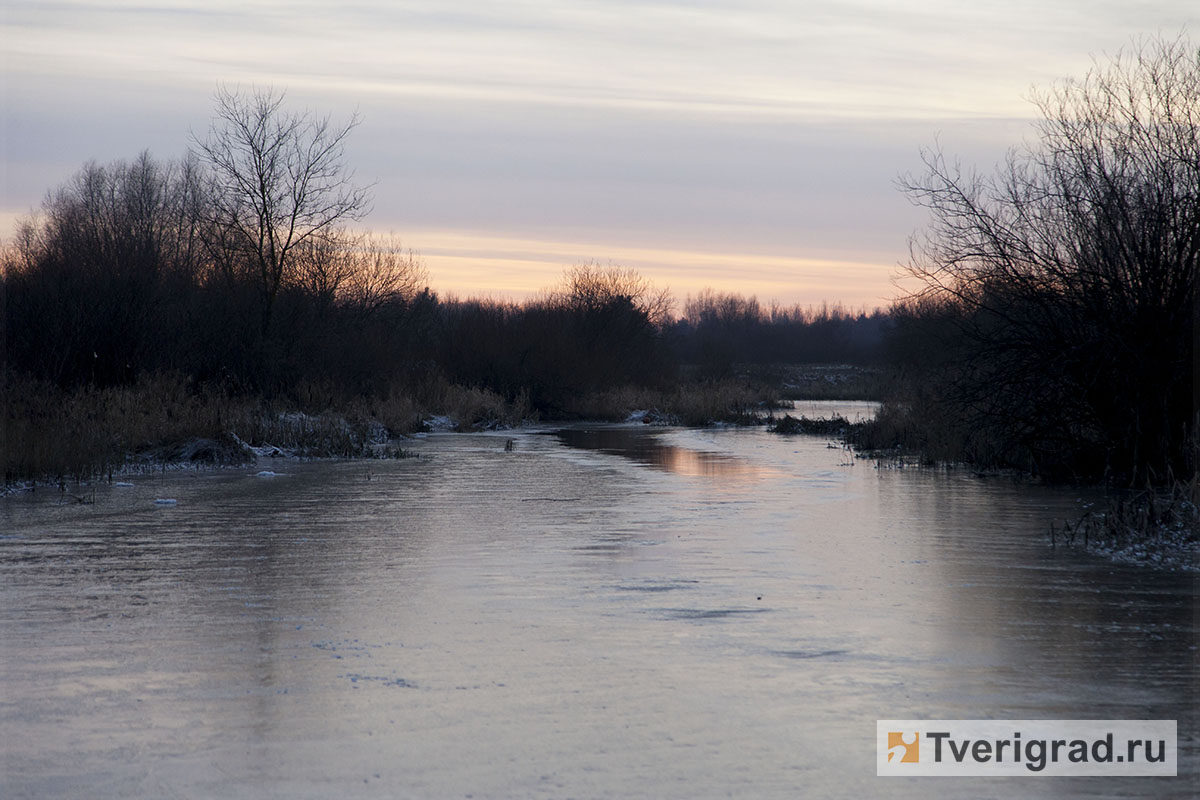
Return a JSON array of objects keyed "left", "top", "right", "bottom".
[
  {"left": 2, "top": 1, "right": 1189, "bottom": 300},
  {"left": 9, "top": 0, "right": 1172, "bottom": 118}
]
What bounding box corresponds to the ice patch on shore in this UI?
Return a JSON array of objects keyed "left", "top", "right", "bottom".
[
  {"left": 1089, "top": 525, "right": 1199, "bottom": 572},
  {"left": 625, "top": 409, "right": 676, "bottom": 425}
]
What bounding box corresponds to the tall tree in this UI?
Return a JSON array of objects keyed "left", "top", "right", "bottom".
[{"left": 194, "top": 86, "right": 372, "bottom": 334}]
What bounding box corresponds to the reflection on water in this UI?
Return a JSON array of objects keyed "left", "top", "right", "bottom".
[
  {"left": 553, "top": 426, "right": 769, "bottom": 480},
  {"left": 0, "top": 414, "right": 1194, "bottom": 799}
]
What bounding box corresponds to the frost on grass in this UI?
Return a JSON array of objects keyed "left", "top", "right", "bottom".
[
  {"left": 421, "top": 415, "right": 457, "bottom": 432},
  {"left": 1051, "top": 485, "right": 1199, "bottom": 572},
  {"left": 1089, "top": 526, "right": 1199, "bottom": 572}
]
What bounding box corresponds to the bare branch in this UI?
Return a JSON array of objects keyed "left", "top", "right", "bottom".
[{"left": 192, "top": 85, "right": 374, "bottom": 333}]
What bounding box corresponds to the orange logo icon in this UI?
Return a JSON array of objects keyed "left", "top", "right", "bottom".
[{"left": 887, "top": 731, "right": 919, "bottom": 763}]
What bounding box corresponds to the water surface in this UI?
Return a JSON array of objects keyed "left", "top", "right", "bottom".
[{"left": 1, "top": 414, "right": 1194, "bottom": 798}]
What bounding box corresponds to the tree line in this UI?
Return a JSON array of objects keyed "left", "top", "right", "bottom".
[
  {"left": 674, "top": 290, "right": 887, "bottom": 376},
  {"left": 0, "top": 156, "right": 885, "bottom": 413},
  {"left": 1, "top": 85, "right": 887, "bottom": 443}
]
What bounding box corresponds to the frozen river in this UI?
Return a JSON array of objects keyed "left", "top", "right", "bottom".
[{"left": 1, "top": 405, "right": 1195, "bottom": 798}]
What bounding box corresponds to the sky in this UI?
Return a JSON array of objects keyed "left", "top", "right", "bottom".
[{"left": 1, "top": 1, "right": 1194, "bottom": 307}]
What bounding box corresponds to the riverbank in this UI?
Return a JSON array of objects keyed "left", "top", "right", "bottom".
[
  {"left": 9, "top": 377, "right": 1194, "bottom": 573},
  {"left": 1047, "top": 479, "right": 1200, "bottom": 571},
  {"left": 814, "top": 408, "right": 1200, "bottom": 572},
  {"left": 3, "top": 372, "right": 799, "bottom": 488}
]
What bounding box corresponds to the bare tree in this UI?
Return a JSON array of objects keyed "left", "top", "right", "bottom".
[
  {"left": 899, "top": 35, "right": 1198, "bottom": 482},
  {"left": 193, "top": 85, "right": 372, "bottom": 333},
  {"left": 291, "top": 231, "right": 427, "bottom": 317},
  {"left": 549, "top": 262, "right": 674, "bottom": 329},
  {"left": 339, "top": 232, "right": 429, "bottom": 315}
]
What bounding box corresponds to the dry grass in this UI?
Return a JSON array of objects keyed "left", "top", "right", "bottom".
[
  {"left": 2, "top": 367, "right": 886, "bottom": 486},
  {"left": 3, "top": 369, "right": 550, "bottom": 485},
  {"left": 424, "top": 382, "right": 534, "bottom": 431},
  {"left": 3, "top": 373, "right": 430, "bottom": 485},
  {"left": 4, "top": 373, "right": 232, "bottom": 482}
]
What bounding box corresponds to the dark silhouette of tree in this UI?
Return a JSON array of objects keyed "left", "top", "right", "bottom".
[
  {"left": 675, "top": 290, "right": 886, "bottom": 374},
  {"left": 194, "top": 85, "right": 372, "bottom": 334},
  {"left": 898, "top": 35, "right": 1198, "bottom": 483},
  {"left": 549, "top": 262, "right": 674, "bottom": 329},
  {"left": 291, "top": 232, "right": 426, "bottom": 318},
  {"left": 3, "top": 151, "right": 210, "bottom": 386}
]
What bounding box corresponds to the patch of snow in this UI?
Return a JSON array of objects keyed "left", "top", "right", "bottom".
[
  {"left": 154, "top": 498, "right": 178, "bottom": 505},
  {"left": 229, "top": 431, "right": 291, "bottom": 459},
  {"left": 114, "top": 482, "right": 135, "bottom": 488},
  {"left": 1088, "top": 525, "right": 1199, "bottom": 572},
  {"left": 423, "top": 415, "right": 457, "bottom": 432},
  {"left": 255, "top": 470, "right": 282, "bottom": 478}
]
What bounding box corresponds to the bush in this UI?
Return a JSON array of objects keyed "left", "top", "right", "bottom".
[{"left": 893, "top": 35, "right": 1198, "bottom": 484}]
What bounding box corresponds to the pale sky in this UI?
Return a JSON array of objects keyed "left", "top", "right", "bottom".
[{"left": 2, "top": 1, "right": 1194, "bottom": 306}]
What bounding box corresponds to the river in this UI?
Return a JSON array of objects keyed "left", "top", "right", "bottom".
[{"left": 1, "top": 405, "right": 1195, "bottom": 798}]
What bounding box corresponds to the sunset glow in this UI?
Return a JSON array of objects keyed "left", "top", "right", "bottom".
[
  {"left": 3, "top": 1, "right": 1190, "bottom": 302},
  {"left": 404, "top": 229, "right": 903, "bottom": 308}
]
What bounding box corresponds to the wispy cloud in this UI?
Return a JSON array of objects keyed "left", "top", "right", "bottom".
[
  {"left": 8, "top": 1, "right": 1180, "bottom": 118},
  {"left": 2, "top": 1, "right": 1189, "bottom": 300}
]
